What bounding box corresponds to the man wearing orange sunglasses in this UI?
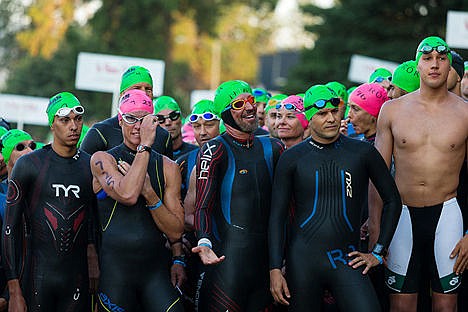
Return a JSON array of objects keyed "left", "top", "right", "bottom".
[{"left": 192, "top": 80, "right": 284, "bottom": 311}]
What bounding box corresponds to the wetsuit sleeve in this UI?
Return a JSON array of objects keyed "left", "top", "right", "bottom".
[
  {"left": 2, "top": 158, "right": 31, "bottom": 280},
  {"left": 80, "top": 127, "right": 107, "bottom": 155},
  {"left": 365, "top": 145, "right": 402, "bottom": 251},
  {"left": 269, "top": 151, "right": 294, "bottom": 269},
  {"left": 194, "top": 140, "right": 225, "bottom": 243}
]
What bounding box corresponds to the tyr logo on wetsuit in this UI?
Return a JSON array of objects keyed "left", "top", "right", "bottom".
[{"left": 51, "top": 184, "right": 80, "bottom": 198}]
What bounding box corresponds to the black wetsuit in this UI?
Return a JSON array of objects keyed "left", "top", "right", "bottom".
[
  {"left": 194, "top": 133, "right": 283, "bottom": 311},
  {"left": 176, "top": 148, "right": 199, "bottom": 201},
  {"left": 269, "top": 136, "right": 401, "bottom": 312},
  {"left": 96, "top": 144, "right": 183, "bottom": 312},
  {"left": 2, "top": 145, "right": 96, "bottom": 311},
  {"left": 173, "top": 142, "right": 198, "bottom": 160},
  {"left": 80, "top": 115, "right": 173, "bottom": 159}
]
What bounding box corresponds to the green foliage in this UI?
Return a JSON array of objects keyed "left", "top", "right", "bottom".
[{"left": 285, "top": 0, "right": 468, "bottom": 94}]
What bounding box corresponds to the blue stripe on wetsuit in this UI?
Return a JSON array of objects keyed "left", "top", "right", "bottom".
[
  {"left": 300, "top": 170, "right": 319, "bottom": 228},
  {"left": 258, "top": 136, "right": 273, "bottom": 181}
]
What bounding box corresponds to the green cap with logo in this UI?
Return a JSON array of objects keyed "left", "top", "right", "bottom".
[
  {"left": 213, "top": 80, "right": 252, "bottom": 114},
  {"left": 415, "top": 36, "right": 452, "bottom": 65},
  {"left": 153, "top": 96, "right": 180, "bottom": 114},
  {"left": 369, "top": 68, "right": 392, "bottom": 83},
  {"left": 264, "top": 94, "right": 287, "bottom": 113},
  {"left": 192, "top": 99, "right": 218, "bottom": 116},
  {"left": 46, "top": 92, "right": 81, "bottom": 126},
  {"left": 304, "top": 85, "right": 341, "bottom": 120},
  {"left": 0, "top": 129, "right": 33, "bottom": 164},
  {"left": 326, "top": 81, "right": 348, "bottom": 103},
  {"left": 119, "top": 66, "right": 153, "bottom": 94},
  {"left": 392, "top": 60, "right": 420, "bottom": 93}
]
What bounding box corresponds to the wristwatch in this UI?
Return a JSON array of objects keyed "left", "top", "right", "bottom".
[{"left": 136, "top": 144, "right": 151, "bottom": 153}]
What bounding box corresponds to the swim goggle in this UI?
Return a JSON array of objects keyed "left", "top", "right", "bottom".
[
  {"left": 189, "top": 112, "right": 220, "bottom": 123},
  {"left": 275, "top": 103, "right": 303, "bottom": 112},
  {"left": 227, "top": 96, "right": 256, "bottom": 110},
  {"left": 252, "top": 89, "right": 272, "bottom": 98},
  {"left": 118, "top": 109, "right": 152, "bottom": 125},
  {"left": 15, "top": 141, "right": 36, "bottom": 152},
  {"left": 373, "top": 76, "right": 391, "bottom": 83},
  {"left": 418, "top": 45, "right": 450, "bottom": 55},
  {"left": 55, "top": 106, "right": 85, "bottom": 117},
  {"left": 304, "top": 98, "right": 341, "bottom": 112},
  {"left": 155, "top": 111, "right": 181, "bottom": 123}
]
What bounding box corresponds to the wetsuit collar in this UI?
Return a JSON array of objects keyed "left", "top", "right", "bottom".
[
  {"left": 225, "top": 124, "right": 254, "bottom": 148},
  {"left": 308, "top": 135, "right": 343, "bottom": 150}
]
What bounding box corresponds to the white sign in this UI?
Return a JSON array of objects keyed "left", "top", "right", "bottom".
[
  {"left": 75, "top": 52, "right": 165, "bottom": 96},
  {"left": 190, "top": 90, "right": 216, "bottom": 109},
  {"left": 446, "top": 11, "right": 468, "bottom": 49},
  {"left": 348, "top": 55, "right": 399, "bottom": 84},
  {"left": 0, "top": 94, "right": 49, "bottom": 128}
]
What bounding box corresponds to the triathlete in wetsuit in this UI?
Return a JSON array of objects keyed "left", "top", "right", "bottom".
[
  {"left": 3, "top": 92, "right": 96, "bottom": 311},
  {"left": 192, "top": 80, "right": 284, "bottom": 311},
  {"left": 80, "top": 65, "right": 173, "bottom": 159},
  {"left": 154, "top": 96, "right": 197, "bottom": 160},
  {"left": 80, "top": 115, "right": 172, "bottom": 158},
  {"left": 91, "top": 90, "right": 185, "bottom": 312},
  {"left": 268, "top": 85, "right": 401, "bottom": 312}
]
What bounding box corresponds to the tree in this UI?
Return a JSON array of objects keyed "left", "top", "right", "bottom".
[{"left": 285, "top": 0, "right": 468, "bottom": 93}]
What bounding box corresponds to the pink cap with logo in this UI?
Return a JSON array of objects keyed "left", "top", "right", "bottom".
[
  {"left": 349, "top": 83, "right": 388, "bottom": 118},
  {"left": 118, "top": 89, "right": 154, "bottom": 120}
]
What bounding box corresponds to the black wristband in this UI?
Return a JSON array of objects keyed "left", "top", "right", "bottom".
[{"left": 372, "top": 243, "right": 386, "bottom": 256}]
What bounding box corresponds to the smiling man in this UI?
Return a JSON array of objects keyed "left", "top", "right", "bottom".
[{"left": 192, "top": 80, "right": 284, "bottom": 311}]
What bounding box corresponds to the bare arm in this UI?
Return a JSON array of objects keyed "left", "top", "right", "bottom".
[
  {"left": 369, "top": 103, "right": 395, "bottom": 249},
  {"left": 91, "top": 151, "right": 150, "bottom": 206},
  {"left": 144, "top": 157, "right": 184, "bottom": 243}
]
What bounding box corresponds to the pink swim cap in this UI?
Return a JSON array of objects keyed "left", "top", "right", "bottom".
[
  {"left": 118, "top": 89, "right": 154, "bottom": 120},
  {"left": 282, "top": 95, "right": 308, "bottom": 130},
  {"left": 349, "top": 83, "right": 388, "bottom": 118}
]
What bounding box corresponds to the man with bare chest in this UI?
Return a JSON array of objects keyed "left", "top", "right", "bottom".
[{"left": 369, "top": 36, "right": 468, "bottom": 312}]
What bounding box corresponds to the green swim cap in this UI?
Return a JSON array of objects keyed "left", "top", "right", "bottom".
[
  {"left": 304, "top": 85, "right": 341, "bottom": 120},
  {"left": 369, "top": 68, "right": 392, "bottom": 83},
  {"left": 77, "top": 124, "right": 89, "bottom": 148},
  {"left": 192, "top": 99, "right": 218, "bottom": 116},
  {"left": 0, "top": 129, "right": 33, "bottom": 165},
  {"left": 265, "top": 94, "right": 287, "bottom": 113},
  {"left": 252, "top": 88, "right": 271, "bottom": 103},
  {"left": 153, "top": 96, "right": 180, "bottom": 114},
  {"left": 415, "top": 36, "right": 452, "bottom": 65},
  {"left": 46, "top": 92, "right": 81, "bottom": 126},
  {"left": 213, "top": 80, "right": 252, "bottom": 114},
  {"left": 392, "top": 60, "right": 420, "bottom": 93},
  {"left": 326, "top": 81, "right": 348, "bottom": 103},
  {"left": 120, "top": 66, "right": 153, "bottom": 94},
  {"left": 465, "top": 61, "right": 468, "bottom": 71},
  {"left": 0, "top": 126, "right": 8, "bottom": 138}
]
